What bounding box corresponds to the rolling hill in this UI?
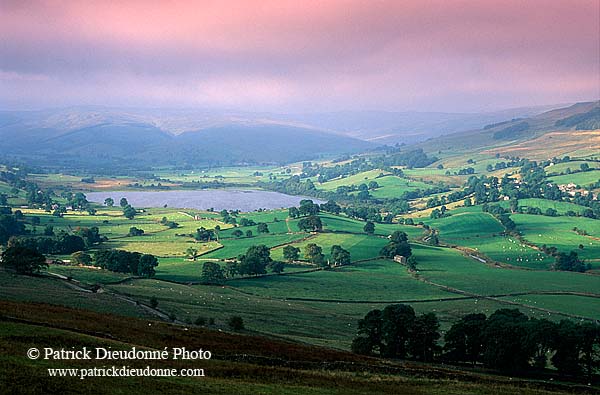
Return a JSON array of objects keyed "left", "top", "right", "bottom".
[{"left": 417, "top": 101, "right": 600, "bottom": 159}]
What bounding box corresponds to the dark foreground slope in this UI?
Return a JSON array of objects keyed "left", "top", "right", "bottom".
[{"left": 0, "top": 299, "right": 593, "bottom": 395}]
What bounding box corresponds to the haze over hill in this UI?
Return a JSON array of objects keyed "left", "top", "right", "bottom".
[
  {"left": 0, "top": 102, "right": 573, "bottom": 169},
  {"left": 417, "top": 100, "right": 600, "bottom": 157}
]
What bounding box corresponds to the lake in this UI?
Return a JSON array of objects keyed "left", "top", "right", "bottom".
[{"left": 85, "top": 189, "right": 323, "bottom": 212}]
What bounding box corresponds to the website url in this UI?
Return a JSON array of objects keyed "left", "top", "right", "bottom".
[{"left": 48, "top": 366, "right": 206, "bottom": 380}]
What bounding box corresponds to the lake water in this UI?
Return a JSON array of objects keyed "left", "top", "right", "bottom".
[{"left": 86, "top": 190, "right": 323, "bottom": 212}]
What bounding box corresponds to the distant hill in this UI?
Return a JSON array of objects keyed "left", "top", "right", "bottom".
[
  {"left": 417, "top": 101, "right": 600, "bottom": 159},
  {"left": 0, "top": 112, "right": 373, "bottom": 169}
]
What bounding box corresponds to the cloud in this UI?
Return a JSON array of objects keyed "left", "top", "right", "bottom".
[{"left": 0, "top": 0, "right": 598, "bottom": 111}]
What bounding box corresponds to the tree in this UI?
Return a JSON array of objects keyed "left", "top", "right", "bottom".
[
  {"left": 297, "top": 215, "right": 322, "bottom": 232},
  {"left": 444, "top": 313, "right": 487, "bottom": 365},
  {"left": 195, "top": 227, "right": 215, "bottom": 242},
  {"left": 481, "top": 309, "right": 534, "bottom": 372},
  {"left": 330, "top": 245, "right": 351, "bottom": 266},
  {"left": 579, "top": 322, "right": 600, "bottom": 381},
  {"left": 552, "top": 251, "right": 586, "bottom": 272},
  {"left": 408, "top": 312, "right": 440, "bottom": 362},
  {"left": 232, "top": 229, "right": 243, "bottom": 238},
  {"left": 288, "top": 206, "right": 300, "bottom": 218},
  {"left": 320, "top": 200, "right": 341, "bottom": 214},
  {"left": 138, "top": 254, "right": 158, "bottom": 277},
  {"left": 225, "top": 261, "right": 239, "bottom": 278},
  {"left": 123, "top": 205, "right": 136, "bottom": 219},
  {"left": 185, "top": 247, "right": 199, "bottom": 261},
  {"left": 1, "top": 246, "right": 47, "bottom": 274},
  {"left": 257, "top": 223, "right": 269, "bottom": 234},
  {"left": 228, "top": 315, "right": 245, "bottom": 331},
  {"left": 267, "top": 260, "right": 285, "bottom": 274},
  {"left": 528, "top": 318, "right": 558, "bottom": 369},
  {"left": 128, "top": 227, "right": 144, "bottom": 236},
  {"left": 352, "top": 309, "right": 383, "bottom": 355},
  {"left": 119, "top": 197, "right": 129, "bottom": 208},
  {"left": 363, "top": 221, "right": 375, "bottom": 234},
  {"left": 580, "top": 163, "right": 590, "bottom": 172},
  {"left": 380, "top": 231, "right": 412, "bottom": 259},
  {"left": 71, "top": 251, "right": 92, "bottom": 266},
  {"left": 237, "top": 245, "right": 271, "bottom": 276},
  {"left": 104, "top": 197, "right": 114, "bottom": 207},
  {"left": 552, "top": 319, "right": 584, "bottom": 377},
  {"left": 381, "top": 304, "right": 416, "bottom": 358},
  {"left": 298, "top": 199, "right": 319, "bottom": 216},
  {"left": 245, "top": 230, "right": 253, "bottom": 237},
  {"left": 282, "top": 245, "right": 300, "bottom": 263},
  {"left": 201, "top": 261, "right": 225, "bottom": 284},
  {"left": 304, "top": 243, "right": 326, "bottom": 266}
]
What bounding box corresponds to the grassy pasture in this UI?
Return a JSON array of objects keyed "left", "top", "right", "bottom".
[
  {"left": 316, "top": 170, "right": 431, "bottom": 199},
  {"left": 0, "top": 270, "right": 148, "bottom": 318},
  {"left": 227, "top": 259, "right": 453, "bottom": 301},
  {"left": 545, "top": 160, "right": 600, "bottom": 174},
  {"left": 512, "top": 214, "right": 600, "bottom": 264},
  {"left": 270, "top": 232, "right": 388, "bottom": 262},
  {"left": 425, "top": 210, "right": 554, "bottom": 269},
  {"left": 548, "top": 170, "right": 600, "bottom": 186},
  {"left": 413, "top": 244, "right": 600, "bottom": 301},
  {"left": 319, "top": 213, "right": 424, "bottom": 239},
  {"left": 499, "top": 198, "right": 591, "bottom": 216},
  {"left": 202, "top": 233, "right": 310, "bottom": 259}
]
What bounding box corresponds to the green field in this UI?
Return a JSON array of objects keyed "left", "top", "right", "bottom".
[
  {"left": 512, "top": 214, "right": 600, "bottom": 264},
  {"left": 548, "top": 169, "right": 600, "bottom": 186},
  {"left": 316, "top": 169, "right": 431, "bottom": 198},
  {"left": 425, "top": 210, "right": 555, "bottom": 269}
]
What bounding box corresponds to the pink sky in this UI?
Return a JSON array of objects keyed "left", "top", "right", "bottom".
[{"left": 0, "top": 0, "right": 598, "bottom": 112}]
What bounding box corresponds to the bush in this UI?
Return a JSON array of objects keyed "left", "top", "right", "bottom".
[
  {"left": 149, "top": 296, "right": 158, "bottom": 308},
  {"left": 228, "top": 315, "right": 245, "bottom": 331}
]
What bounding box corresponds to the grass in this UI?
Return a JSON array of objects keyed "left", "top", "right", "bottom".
[
  {"left": 202, "top": 233, "right": 310, "bottom": 259},
  {"left": 512, "top": 214, "right": 600, "bottom": 264},
  {"left": 425, "top": 210, "right": 555, "bottom": 269},
  {"left": 270, "top": 232, "right": 389, "bottom": 262},
  {"left": 548, "top": 170, "right": 600, "bottom": 187},
  {"left": 0, "top": 300, "right": 580, "bottom": 395},
  {"left": 413, "top": 244, "right": 600, "bottom": 303},
  {"left": 316, "top": 169, "right": 431, "bottom": 199},
  {"left": 0, "top": 270, "right": 148, "bottom": 318}
]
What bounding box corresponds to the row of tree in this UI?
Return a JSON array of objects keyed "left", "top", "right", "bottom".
[{"left": 353, "top": 305, "right": 600, "bottom": 380}]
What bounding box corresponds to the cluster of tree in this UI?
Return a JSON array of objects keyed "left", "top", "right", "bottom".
[
  {"left": 128, "top": 227, "right": 145, "bottom": 236},
  {"left": 0, "top": 211, "right": 27, "bottom": 244},
  {"left": 223, "top": 245, "right": 283, "bottom": 278},
  {"left": 353, "top": 305, "right": 600, "bottom": 380},
  {"left": 551, "top": 251, "right": 590, "bottom": 272},
  {"left": 482, "top": 204, "right": 516, "bottom": 232},
  {"left": 351, "top": 304, "right": 440, "bottom": 362},
  {"left": 160, "top": 216, "right": 179, "bottom": 228},
  {"left": 379, "top": 231, "right": 412, "bottom": 259},
  {"left": 9, "top": 232, "right": 88, "bottom": 255},
  {"left": 0, "top": 246, "right": 48, "bottom": 274},
  {"left": 288, "top": 199, "right": 320, "bottom": 218},
  {"left": 297, "top": 215, "right": 323, "bottom": 232},
  {"left": 195, "top": 227, "right": 216, "bottom": 242},
  {"left": 429, "top": 206, "right": 450, "bottom": 219},
  {"left": 93, "top": 250, "right": 158, "bottom": 277}
]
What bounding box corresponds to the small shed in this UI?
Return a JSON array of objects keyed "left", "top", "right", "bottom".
[{"left": 394, "top": 255, "right": 407, "bottom": 264}]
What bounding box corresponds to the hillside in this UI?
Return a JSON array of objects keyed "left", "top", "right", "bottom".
[
  {"left": 0, "top": 298, "right": 589, "bottom": 395},
  {"left": 418, "top": 101, "right": 600, "bottom": 159},
  {"left": 0, "top": 114, "right": 372, "bottom": 169}
]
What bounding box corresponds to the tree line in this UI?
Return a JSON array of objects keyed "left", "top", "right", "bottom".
[{"left": 352, "top": 304, "right": 600, "bottom": 381}]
